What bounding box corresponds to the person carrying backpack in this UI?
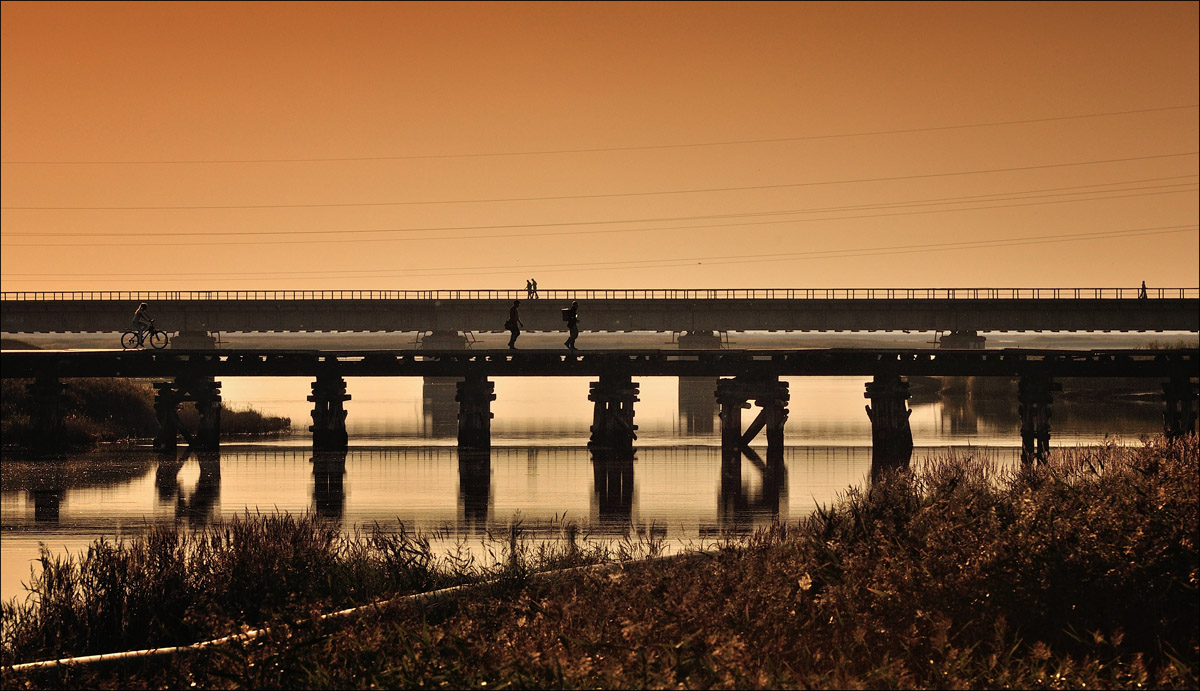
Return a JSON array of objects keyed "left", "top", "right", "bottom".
[
  {"left": 506, "top": 300, "right": 524, "bottom": 349},
  {"left": 563, "top": 300, "right": 579, "bottom": 350}
]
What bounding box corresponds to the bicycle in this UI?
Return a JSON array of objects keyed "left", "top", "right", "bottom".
[{"left": 121, "top": 319, "right": 169, "bottom": 350}]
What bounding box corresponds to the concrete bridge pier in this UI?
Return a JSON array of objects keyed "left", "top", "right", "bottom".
[
  {"left": 456, "top": 376, "right": 496, "bottom": 450},
  {"left": 309, "top": 375, "right": 350, "bottom": 451},
  {"left": 938, "top": 330, "right": 986, "bottom": 349},
  {"left": 420, "top": 330, "right": 471, "bottom": 349},
  {"left": 587, "top": 373, "right": 640, "bottom": 454},
  {"left": 422, "top": 377, "right": 461, "bottom": 437},
  {"left": 26, "top": 375, "right": 66, "bottom": 452},
  {"left": 1162, "top": 377, "right": 1199, "bottom": 440},
  {"left": 171, "top": 330, "right": 218, "bottom": 349},
  {"left": 311, "top": 451, "right": 347, "bottom": 519},
  {"left": 458, "top": 449, "right": 491, "bottom": 535},
  {"left": 1018, "top": 375, "right": 1060, "bottom": 464},
  {"left": 678, "top": 330, "right": 724, "bottom": 349},
  {"left": 591, "top": 448, "right": 635, "bottom": 529},
  {"left": 865, "top": 374, "right": 914, "bottom": 480},
  {"left": 679, "top": 377, "right": 720, "bottom": 435}
]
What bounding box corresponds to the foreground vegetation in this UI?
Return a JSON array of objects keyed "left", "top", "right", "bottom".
[
  {"left": 2, "top": 436, "right": 1196, "bottom": 689},
  {"left": 0, "top": 378, "right": 291, "bottom": 450}
]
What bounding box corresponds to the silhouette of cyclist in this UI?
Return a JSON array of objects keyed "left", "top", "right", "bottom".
[{"left": 132, "top": 302, "right": 153, "bottom": 334}]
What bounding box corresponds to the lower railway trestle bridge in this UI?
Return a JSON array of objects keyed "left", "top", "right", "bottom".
[{"left": 3, "top": 347, "right": 1197, "bottom": 476}]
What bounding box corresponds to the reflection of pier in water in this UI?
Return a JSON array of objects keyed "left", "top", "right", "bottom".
[
  {"left": 0, "top": 455, "right": 156, "bottom": 524},
  {"left": 419, "top": 376, "right": 725, "bottom": 439},
  {"left": 312, "top": 451, "right": 347, "bottom": 519},
  {"left": 154, "top": 450, "right": 222, "bottom": 525},
  {"left": 150, "top": 445, "right": 881, "bottom": 536}
]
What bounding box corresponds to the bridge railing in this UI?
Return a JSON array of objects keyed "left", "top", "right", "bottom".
[{"left": 1, "top": 288, "right": 1197, "bottom": 301}]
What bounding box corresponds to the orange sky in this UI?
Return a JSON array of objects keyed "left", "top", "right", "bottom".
[{"left": 2, "top": 0, "right": 1197, "bottom": 292}]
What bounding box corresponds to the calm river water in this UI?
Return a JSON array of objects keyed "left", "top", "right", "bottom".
[{"left": 1, "top": 374, "right": 1165, "bottom": 604}]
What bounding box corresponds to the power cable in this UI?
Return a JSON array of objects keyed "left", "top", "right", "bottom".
[
  {"left": 4, "top": 225, "right": 1193, "bottom": 280},
  {"left": 4, "top": 186, "right": 1195, "bottom": 248},
  {"left": 3, "top": 152, "right": 1196, "bottom": 210},
  {"left": 5, "top": 176, "right": 1194, "bottom": 237},
  {"left": 2, "top": 104, "right": 1195, "bottom": 165}
]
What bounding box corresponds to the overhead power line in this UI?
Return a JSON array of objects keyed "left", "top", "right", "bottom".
[
  {"left": 4, "top": 225, "right": 1194, "bottom": 281},
  {"left": 3, "top": 152, "right": 1196, "bottom": 211},
  {"left": 2, "top": 104, "right": 1196, "bottom": 165},
  {"left": 5, "top": 176, "right": 1193, "bottom": 237},
  {"left": 4, "top": 184, "right": 1196, "bottom": 247}
]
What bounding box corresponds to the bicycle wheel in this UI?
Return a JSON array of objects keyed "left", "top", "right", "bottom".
[
  {"left": 149, "top": 330, "right": 169, "bottom": 349},
  {"left": 121, "top": 331, "right": 140, "bottom": 349}
]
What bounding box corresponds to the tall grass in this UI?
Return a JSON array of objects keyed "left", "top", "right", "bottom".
[
  {"left": 2, "top": 437, "right": 1195, "bottom": 689},
  {"left": 0, "top": 513, "right": 658, "bottom": 669}
]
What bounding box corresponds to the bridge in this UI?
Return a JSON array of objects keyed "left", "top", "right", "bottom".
[
  {"left": 3, "top": 288, "right": 1197, "bottom": 349},
  {"left": 3, "top": 346, "right": 1197, "bottom": 473}
]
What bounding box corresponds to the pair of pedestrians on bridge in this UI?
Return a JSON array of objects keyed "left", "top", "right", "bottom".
[{"left": 507, "top": 299, "right": 578, "bottom": 349}]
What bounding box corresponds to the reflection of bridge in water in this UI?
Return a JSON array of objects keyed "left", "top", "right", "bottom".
[{"left": 125, "top": 446, "right": 820, "bottom": 537}]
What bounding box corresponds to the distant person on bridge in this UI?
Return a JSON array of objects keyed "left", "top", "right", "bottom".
[
  {"left": 530, "top": 278, "right": 538, "bottom": 299},
  {"left": 563, "top": 300, "right": 580, "bottom": 350},
  {"left": 525, "top": 280, "right": 533, "bottom": 299},
  {"left": 506, "top": 300, "right": 524, "bottom": 349},
  {"left": 1139, "top": 281, "right": 1148, "bottom": 299},
  {"left": 131, "top": 302, "right": 153, "bottom": 334}
]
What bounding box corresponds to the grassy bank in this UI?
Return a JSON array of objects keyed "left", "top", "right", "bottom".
[
  {"left": 2, "top": 436, "right": 1196, "bottom": 689},
  {"left": 0, "top": 378, "right": 291, "bottom": 450}
]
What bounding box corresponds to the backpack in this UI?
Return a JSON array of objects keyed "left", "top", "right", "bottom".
[{"left": 561, "top": 308, "right": 570, "bottom": 322}]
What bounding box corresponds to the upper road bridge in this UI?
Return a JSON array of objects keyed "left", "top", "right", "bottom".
[{"left": 2, "top": 288, "right": 1197, "bottom": 344}]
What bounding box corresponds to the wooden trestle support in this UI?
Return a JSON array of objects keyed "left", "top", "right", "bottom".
[
  {"left": 716, "top": 376, "right": 789, "bottom": 522},
  {"left": 153, "top": 376, "right": 222, "bottom": 452},
  {"left": 1018, "top": 375, "right": 1061, "bottom": 464},
  {"left": 864, "top": 374, "right": 914, "bottom": 480},
  {"left": 27, "top": 374, "right": 66, "bottom": 453},
  {"left": 456, "top": 376, "right": 496, "bottom": 450},
  {"left": 586, "top": 373, "right": 640, "bottom": 528},
  {"left": 587, "top": 373, "right": 640, "bottom": 454},
  {"left": 309, "top": 374, "right": 350, "bottom": 451}
]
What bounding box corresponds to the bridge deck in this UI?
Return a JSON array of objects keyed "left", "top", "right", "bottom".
[
  {"left": 3, "top": 348, "right": 1197, "bottom": 379},
  {"left": 4, "top": 289, "right": 1198, "bottom": 334}
]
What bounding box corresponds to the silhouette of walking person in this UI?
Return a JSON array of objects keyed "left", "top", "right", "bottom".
[
  {"left": 525, "top": 280, "right": 533, "bottom": 299},
  {"left": 506, "top": 300, "right": 523, "bottom": 349},
  {"left": 1139, "top": 281, "right": 1148, "bottom": 300},
  {"left": 563, "top": 300, "right": 580, "bottom": 350},
  {"left": 530, "top": 278, "right": 538, "bottom": 299}
]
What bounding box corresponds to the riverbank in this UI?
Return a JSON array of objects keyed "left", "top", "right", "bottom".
[
  {"left": 0, "top": 378, "right": 291, "bottom": 451},
  {"left": 2, "top": 436, "right": 1195, "bottom": 689}
]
